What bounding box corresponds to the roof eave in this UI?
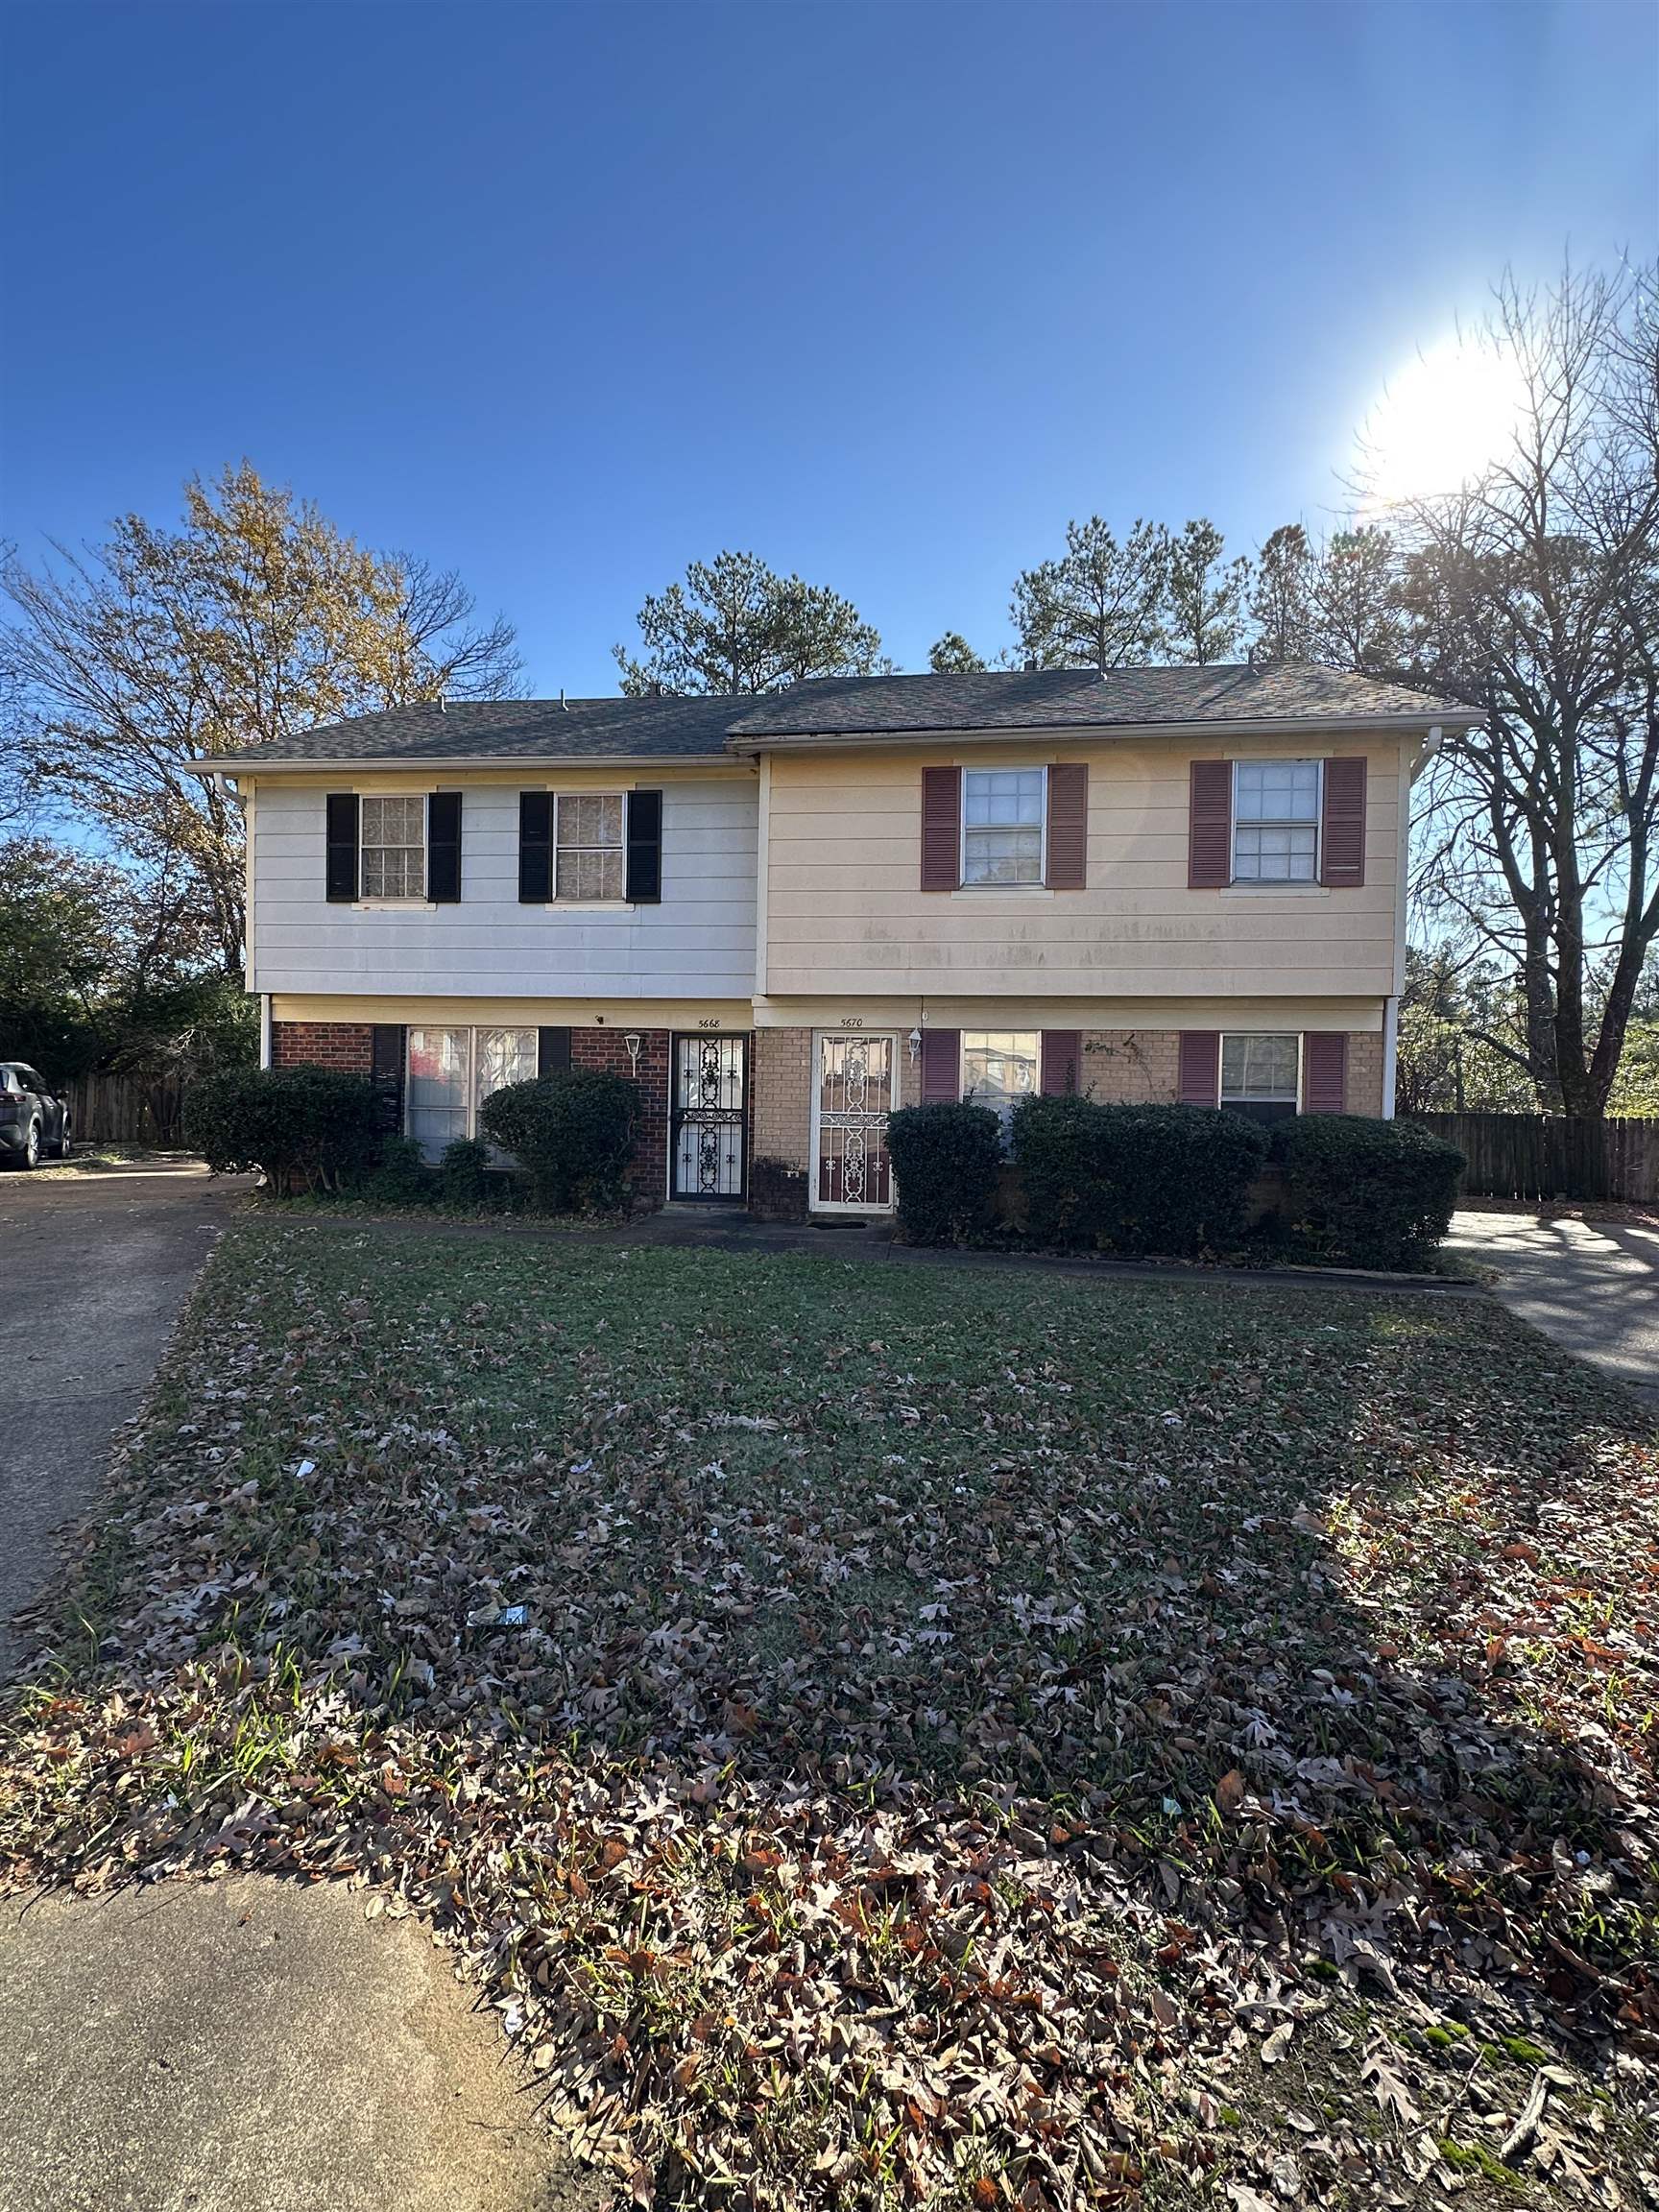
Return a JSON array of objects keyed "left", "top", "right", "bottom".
[
  {"left": 725, "top": 708, "right": 1482, "bottom": 754},
  {"left": 188, "top": 750, "right": 740, "bottom": 777}
]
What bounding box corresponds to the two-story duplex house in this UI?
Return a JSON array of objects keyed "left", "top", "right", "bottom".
[{"left": 203, "top": 663, "right": 1479, "bottom": 1214}]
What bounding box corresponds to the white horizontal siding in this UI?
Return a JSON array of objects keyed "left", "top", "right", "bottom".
[{"left": 252, "top": 781, "right": 757, "bottom": 999}]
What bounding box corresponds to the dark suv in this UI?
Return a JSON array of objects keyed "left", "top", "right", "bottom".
[{"left": 0, "top": 1065, "right": 71, "bottom": 1168}]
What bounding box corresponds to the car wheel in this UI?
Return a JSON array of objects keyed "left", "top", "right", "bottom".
[
  {"left": 55, "top": 1115, "right": 72, "bottom": 1159},
  {"left": 21, "top": 1118, "right": 39, "bottom": 1169}
]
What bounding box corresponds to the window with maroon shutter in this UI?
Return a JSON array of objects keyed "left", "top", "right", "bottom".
[
  {"left": 1177, "top": 1030, "right": 1220, "bottom": 1106},
  {"left": 1041, "top": 1031, "right": 1081, "bottom": 1095},
  {"left": 921, "top": 767, "right": 961, "bottom": 890},
  {"left": 1188, "top": 760, "right": 1233, "bottom": 887},
  {"left": 1320, "top": 757, "right": 1367, "bottom": 886},
  {"left": 921, "top": 1028, "right": 960, "bottom": 1102},
  {"left": 1302, "top": 1032, "right": 1348, "bottom": 1113},
  {"left": 1045, "top": 764, "right": 1088, "bottom": 888}
]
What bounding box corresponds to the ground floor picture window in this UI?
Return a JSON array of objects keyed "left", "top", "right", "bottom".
[
  {"left": 962, "top": 1030, "right": 1040, "bottom": 1129},
  {"left": 406, "top": 1025, "right": 537, "bottom": 1160},
  {"left": 1219, "top": 1033, "right": 1300, "bottom": 1123}
]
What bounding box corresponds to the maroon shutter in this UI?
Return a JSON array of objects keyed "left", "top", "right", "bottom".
[
  {"left": 1041, "top": 1031, "right": 1081, "bottom": 1095},
  {"left": 1178, "top": 1030, "right": 1220, "bottom": 1106},
  {"left": 921, "top": 766, "right": 961, "bottom": 891},
  {"left": 921, "top": 1028, "right": 960, "bottom": 1104},
  {"left": 1189, "top": 759, "right": 1233, "bottom": 887},
  {"left": 1320, "top": 757, "right": 1367, "bottom": 887},
  {"left": 1045, "top": 763, "right": 1088, "bottom": 888},
  {"left": 1303, "top": 1032, "right": 1348, "bottom": 1114}
]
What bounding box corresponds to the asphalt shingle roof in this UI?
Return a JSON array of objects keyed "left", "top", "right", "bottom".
[
  {"left": 204, "top": 664, "right": 1473, "bottom": 768},
  {"left": 724, "top": 662, "right": 1471, "bottom": 736}
]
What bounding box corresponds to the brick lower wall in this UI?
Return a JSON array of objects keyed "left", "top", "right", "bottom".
[
  {"left": 270, "top": 1021, "right": 374, "bottom": 1074},
  {"left": 1346, "top": 1032, "right": 1384, "bottom": 1118},
  {"left": 570, "top": 1027, "right": 671, "bottom": 1207},
  {"left": 753, "top": 1026, "right": 814, "bottom": 1170},
  {"left": 1079, "top": 1030, "right": 1180, "bottom": 1104}
]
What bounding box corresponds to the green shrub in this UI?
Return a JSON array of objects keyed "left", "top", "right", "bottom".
[
  {"left": 1009, "top": 1094, "right": 1113, "bottom": 1249},
  {"left": 1271, "top": 1114, "right": 1464, "bottom": 1268},
  {"left": 1102, "top": 1104, "right": 1269, "bottom": 1257},
  {"left": 884, "top": 1101, "right": 1003, "bottom": 1245},
  {"left": 479, "top": 1069, "right": 640, "bottom": 1214},
  {"left": 1012, "top": 1097, "right": 1268, "bottom": 1257},
  {"left": 439, "top": 1136, "right": 493, "bottom": 1209},
  {"left": 183, "top": 1067, "right": 384, "bottom": 1194},
  {"left": 364, "top": 1134, "right": 436, "bottom": 1207}
]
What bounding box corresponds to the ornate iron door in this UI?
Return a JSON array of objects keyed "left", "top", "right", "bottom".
[
  {"left": 671, "top": 1034, "right": 749, "bottom": 1201},
  {"left": 813, "top": 1033, "right": 898, "bottom": 1210}
]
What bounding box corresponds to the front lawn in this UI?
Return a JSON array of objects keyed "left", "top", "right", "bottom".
[{"left": 4, "top": 1220, "right": 1656, "bottom": 2208}]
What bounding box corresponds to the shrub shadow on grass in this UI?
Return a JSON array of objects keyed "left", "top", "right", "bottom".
[{"left": 5, "top": 1224, "right": 1655, "bottom": 2201}]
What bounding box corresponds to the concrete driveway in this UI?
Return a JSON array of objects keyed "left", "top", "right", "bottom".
[
  {"left": 1448, "top": 1207, "right": 1659, "bottom": 1410},
  {"left": 0, "top": 1159, "right": 593, "bottom": 2212},
  {"left": 0, "top": 1158, "right": 252, "bottom": 1671}
]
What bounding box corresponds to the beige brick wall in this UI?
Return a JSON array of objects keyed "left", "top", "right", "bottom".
[
  {"left": 754, "top": 1026, "right": 813, "bottom": 1168},
  {"left": 1080, "top": 1030, "right": 1181, "bottom": 1103},
  {"left": 1346, "top": 1031, "right": 1384, "bottom": 1118}
]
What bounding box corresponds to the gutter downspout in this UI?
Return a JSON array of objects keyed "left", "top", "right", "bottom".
[
  {"left": 259, "top": 994, "right": 273, "bottom": 1070},
  {"left": 1381, "top": 996, "right": 1398, "bottom": 1119}
]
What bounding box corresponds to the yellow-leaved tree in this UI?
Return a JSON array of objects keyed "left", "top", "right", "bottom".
[{"left": 1, "top": 463, "right": 522, "bottom": 976}]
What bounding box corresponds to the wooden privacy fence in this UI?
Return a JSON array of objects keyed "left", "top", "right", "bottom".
[
  {"left": 64, "top": 1071, "right": 188, "bottom": 1147},
  {"left": 1410, "top": 1112, "right": 1659, "bottom": 1204}
]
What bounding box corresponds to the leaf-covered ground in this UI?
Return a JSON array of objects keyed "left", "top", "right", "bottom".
[{"left": 4, "top": 1218, "right": 1658, "bottom": 2210}]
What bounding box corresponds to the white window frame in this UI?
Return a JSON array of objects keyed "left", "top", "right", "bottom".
[
  {"left": 359, "top": 793, "right": 428, "bottom": 903},
  {"left": 1231, "top": 758, "right": 1322, "bottom": 886},
  {"left": 1219, "top": 1031, "right": 1303, "bottom": 1116},
  {"left": 960, "top": 765, "right": 1048, "bottom": 889},
  {"left": 552, "top": 792, "right": 626, "bottom": 904},
  {"left": 404, "top": 1023, "right": 538, "bottom": 1161}
]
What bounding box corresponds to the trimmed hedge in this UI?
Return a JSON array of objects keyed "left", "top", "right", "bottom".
[
  {"left": 884, "top": 1101, "right": 1003, "bottom": 1245},
  {"left": 439, "top": 1136, "right": 493, "bottom": 1210},
  {"left": 184, "top": 1067, "right": 386, "bottom": 1194},
  {"left": 1013, "top": 1096, "right": 1268, "bottom": 1257},
  {"left": 479, "top": 1069, "right": 640, "bottom": 1214},
  {"left": 1271, "top": 1113, "right": 1463, "bottom": 1269}
]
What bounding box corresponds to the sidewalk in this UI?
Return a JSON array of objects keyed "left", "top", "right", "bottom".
[{"left": 1447, "top": 1208, "right": 1659, "bottom": 1407}]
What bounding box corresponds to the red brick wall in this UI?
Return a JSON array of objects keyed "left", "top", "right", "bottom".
[
  {"left": 570, "top": 1027, "right": 670, "bottom": 1207},
  {"left": 270, "top": 1021, "right": 374, "bottom": 1074}
]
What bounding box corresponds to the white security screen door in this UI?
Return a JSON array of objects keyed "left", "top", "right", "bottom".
[{"left": 811, "top": 1033, "right": 899, "bottom": 1211}]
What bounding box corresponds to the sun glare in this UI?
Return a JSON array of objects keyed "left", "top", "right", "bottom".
[{"left": 1358, "top": 337, "right": 1529, "bottom": 513}]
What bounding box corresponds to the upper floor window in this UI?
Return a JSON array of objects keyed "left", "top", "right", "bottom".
[
  {"left": 1233, "top": 759, "right": 1320, "bottom": 883},
  {"left": 962, "top": 768, "right": 1046, "bottom": 886},
  {"left": 1220, "top": 1033, "right": 1300, "bottom": 1122},
  {"left": 556, "top": 793, "right": 624, "bottom": 902},
  {"left": 360, "top": 795, "right": 426, "bottom": 901}
]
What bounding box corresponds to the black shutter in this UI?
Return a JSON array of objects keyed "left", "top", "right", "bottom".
[
  {"left": 371, "top": 1024, "right": 405, "bottom": 1132},
  {"left": 519, "top": 792, "right": 552, "bottom": 902},
  {"left": 537, "top": 1027, "right": 571, "bottom": 1077},
  {"left": 325, "top": 794, "right": 360, "bottom": 902},
  {"left": 427, "top": 792, "right": 462, "bottom": 902},
  {"left": 625, "top": 789, "right": 662, "bottom": 903}
]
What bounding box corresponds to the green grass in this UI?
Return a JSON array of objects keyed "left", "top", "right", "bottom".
[{"left": 3, "top": 1216, "right": 1654, "bottom": 2210}]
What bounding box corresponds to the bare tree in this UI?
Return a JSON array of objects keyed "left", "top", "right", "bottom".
[{"left": 1404, "top": 262, "right": 1659, "bottom": 1114}]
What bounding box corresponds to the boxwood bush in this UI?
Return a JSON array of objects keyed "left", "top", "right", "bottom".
[
  {"left": 884, "top": 1100, "right": 1003, "bottom": 1245},
  {"left": 479, "top": 1069, "right": 640, "bottom": 1214},
  {"left": 1271, "top": 1113, "right": 1464, "bottom": 1268},
  {"left": 184, "top": 1067, "right": 385, "bottom": 1194},
  {"left": 1009, "top": 1094, "right": 1113, "bottom": 1249},
  {"left": 1012, "top": 1096, "right": 1269, "bottom": 1257}
]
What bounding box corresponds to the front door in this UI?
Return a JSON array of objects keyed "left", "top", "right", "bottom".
[
  {"left": 811, "top": 1032, "right": 900, "bottom": 1212},
  {"left": 671, "top": 1034, "right": 749, "bottom": 1201}
]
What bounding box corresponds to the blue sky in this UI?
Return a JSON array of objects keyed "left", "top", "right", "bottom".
[{"left": 2, "top": 1, "right": 1654, "bottom": 695}]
